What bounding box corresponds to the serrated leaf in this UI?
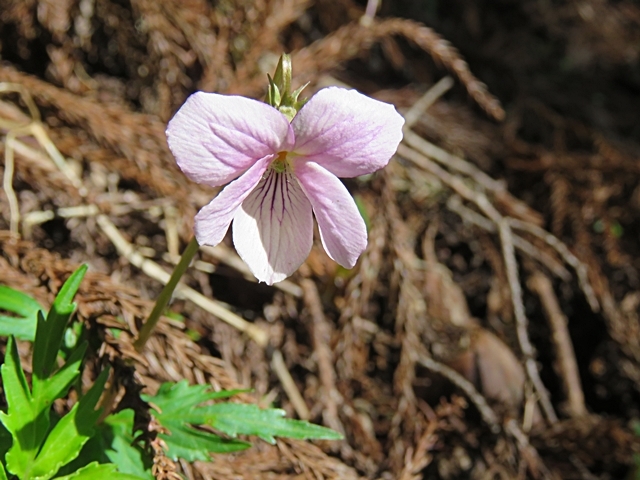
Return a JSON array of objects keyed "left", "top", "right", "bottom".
[
  {"left": 0, "top": 336, "right": 86, "bottom": 476},
  {"left": 54, "top": 462, "right": 146, "bottom": 480},
  {"left": 143, "top": 381, "right": 342, "bottom": 462},
  {"left": 0, "top": 336, "right": 49, "bottom": 477},
  {"left": 33, "top": 265, "right": 87, "bottom": 382},
  {"left": 149, "top": 380, "right": 248, "bottom": 409},
  {"left": 0, "top": 461, "right": 7, "bottom": 480},
  {"left": 0, "top": 285, "right": 44, "bottom": 341},
  {"left": 157, "top": 423, "right": 249, "bottom": 462},
  {"left": 28, "top": 367, "right": 109, "bottom": 480},
  {"left": 100, "top": 409, "right": 152, "bottom": 479},
  {"left": 201, "top": 403, "right": 343, "bottom": 444},
  {"left": 61, "top": 410, "right": 152, "bottom": 480},
  {"left": 142, "top": 381, "right": 251, "bottom": 461}
]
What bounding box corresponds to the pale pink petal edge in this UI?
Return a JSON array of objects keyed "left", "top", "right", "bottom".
[
  {"left": 291, "top": 87, "right": 404, "bottom": 178},
  {"left": 193, "top": 156, "right": 272, "bottom": 246},
  {"left": 294, "top": 161, "right": 367, "bottom": 268},
  {"left": 167, "top": 92, "right": 294, "bottom": 187}
]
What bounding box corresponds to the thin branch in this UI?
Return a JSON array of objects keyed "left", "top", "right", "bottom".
[
  {"left": 403, "top": 129, "right": 506, "bottom": 193},
  {"left": 403, "top": 76, "right": 454, "bottom": 129},
  {"left": 509, "top": 218, "right": 599, "bottom": 313},
  {"left": 504, "top": 419, "right": 554, "bottom": 479},
  {"left": 271, "top": 349, "right": 310, "bottom": 420},
  {"left": 416, "top": 353, "right": 501, "bottom": 434},
  {"left": 528, "top": 271, "right": 586, "bottom": 417},
  {"left": 447, "top": 195, "right": 571, "bottom": 281},
  {"left": 3, "top": 132, "right": 20, "bottom": 234},
  {"left": 499, "top": 220, "right": 558, "bottom": 423},
  {"left": 301, "top": 278, "right": 345, "bottom": 434},
  {"left": 397, "top": 145, "right": 558, "bottom": 423}
]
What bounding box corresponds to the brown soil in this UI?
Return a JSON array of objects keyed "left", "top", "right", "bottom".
[{"left": 1, "top": 0, "right": 640, "bottom": 478}]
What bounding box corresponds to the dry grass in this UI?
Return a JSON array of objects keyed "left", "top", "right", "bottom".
[{"left": 1, "top": 0, "right": 640, "bottom": 478}]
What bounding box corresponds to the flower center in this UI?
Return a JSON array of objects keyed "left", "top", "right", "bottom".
[{"left": 270, "top": 151, "right": 291, "bottom": 173}]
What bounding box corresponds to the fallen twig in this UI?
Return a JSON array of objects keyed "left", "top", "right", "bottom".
[
  {"left": 271, "top": 349, "right": 311, "bottom": 420},
  {"left": 96, "top": 214, "right": 269, "bottom": 347},
  {"left": 528, "top": 271, "right": 586, "bottom": 417},
  {"left": 398, "top": 143, "right": 558, "bottom": 423},
  {"left": 403, "top": 76, "right": 454, "bottom": 129},
  {"left": 301, "top": 278, "right": 345, "bottom": 434},
  {"left": 417, "top": 354, "right": 501, "bottom": 434},
  {"left": 509, "top": 218, "right": 599, "bottom": 313},
  {"left": 447, "top": 195, "right": 571, "bottom": 280},
  {"left": 499, "top": 219, "right": 558, "bottom": 423}
]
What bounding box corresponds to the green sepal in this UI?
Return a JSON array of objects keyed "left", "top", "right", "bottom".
[
  {"left": 278, "top": 105, "right": 297, "bottom": 122},
  {"left": 272, "top": 54, "right": 292, "bottom": 103},
  {"left": 266, "top": 74, "right": 281, "bottom": 108},
  {"left": 265, "top": 53, "right": 307, "bottom": 118},
  {"left": 291, "top": 82, "right": 309, "bottom": 107}
]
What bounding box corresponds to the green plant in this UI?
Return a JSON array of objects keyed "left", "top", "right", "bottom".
[
  {"left": 0, "top": 266, "right": 143, "bottom": 479},
  {"left": 0, "top": 266, "right": 342, "bottom": 478},
  {"left": 143, "top": 380, "right": 342, "bottom": 461}
]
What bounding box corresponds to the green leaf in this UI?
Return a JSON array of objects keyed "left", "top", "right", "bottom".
[
  {"left": 0, "top": 422, "right": 12, "bottom": 460},
  {"left": 143, "top": 381, "right": 342, "bottom": 462},
  {"left": 100, "top": 410, "right": 152, "bottom": 479},
  {"left": 0, "top": 336, "right": 49, "bottom": 477},
  {"left": 33, "top": 265, "right": 87, "bottom": 382},
  {"left": 0, "top": 285, "right": 44, "bottom": 341},
  {"left": 28, "top": 367, "right": 109, "bottom": 480},
  {"left": 0, "top": 339, "right": 86, "bottom": 477},
  {"left": 0, "top": 461, "right": 7, "bottom": 480},
  {"left": 34, "top": 342, "right": 87, "bottom": 410},
  {"left": 54, "top": 462, "right": 146, "bottom": 480},
  {"left": 157, "top": 422, "right": 249, "bottom": 462},
  {"left": 151, "top": 380, "right": 247, "bottom": 406},
  {"left": 62, "top": 410, "right": 152, "bottom": 480},
  {"left": 142, "top": 381, "right": 251, "bottom": 461},
  {"left": 201, "top": 403, "right": 344, "bottom": 444}
]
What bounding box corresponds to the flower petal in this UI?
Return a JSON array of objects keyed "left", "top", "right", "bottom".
[
  {"left": 233, "top": 170, "right": 313, "bottom": 285},
  {"left": 167, "top": 92, "right": 294, "bottom": 187},
  {"left": 294, "top": 161, "right": 367, "bottom": 268},
  {"left": 194, "top": 156, "right": 271, "bottom": 246},
  {"left": 291, "top": 87, "right": 404, "bottom": 178}
]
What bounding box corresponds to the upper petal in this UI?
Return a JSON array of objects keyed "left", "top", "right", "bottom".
[
  {"left": 291, "top": 87, "right": 404, "bottom": 178},
  {"left": 233, "top": 170, "right": 313, "bottom": 285},
  {"left": 194, "top": 156, "right": 271, "bottom": 246},
  {"left": 294, "top": 161, "right": 367, "bottom": 268},
  {"left": 167, "top": 92, "right": 295, "bottom": 187}
]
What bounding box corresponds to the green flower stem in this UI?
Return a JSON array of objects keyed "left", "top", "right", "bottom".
[{"left": 134, "top": 236, "right": 200, "bottom": 351}]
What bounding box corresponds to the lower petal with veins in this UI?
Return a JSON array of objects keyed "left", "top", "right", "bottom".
[{"left": 233, "top": 170, "right": 313, "bottom": 285}]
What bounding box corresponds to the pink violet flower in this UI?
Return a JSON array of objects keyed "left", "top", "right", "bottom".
[{"left": 166, "top": 87, "right": 404, "bottom": 285}]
